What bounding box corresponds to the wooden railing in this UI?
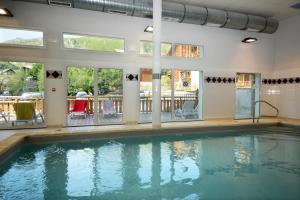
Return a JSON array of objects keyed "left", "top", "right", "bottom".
[
  {"left": 67, "top": 95, "right": 197, "bottom": 114},
  {"left": 0, "top": 95, "right": 197, "bottom": 115},
  {"left": 67, "top": 96, "right": 123, "bottom": 114},
  {"left": 0, "top": 96, "right": 44, "bottom": 114},
  {"left": 140, "top": 95, "right": 197, "bottom": 113}
]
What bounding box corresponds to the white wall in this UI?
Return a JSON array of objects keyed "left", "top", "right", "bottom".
[
  {"left": 0, "top": 0, "right": 277, "bottom": 125},
  {"left": 273, "top": 14, "right": 300, "bottom": 119}
]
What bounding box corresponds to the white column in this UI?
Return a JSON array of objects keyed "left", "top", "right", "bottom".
[
  {"left": 93, "top": 68, "right": 99, "bottom": 124},
  {"left": 152, "top": 0, "right": 162, "bottom": 128}
]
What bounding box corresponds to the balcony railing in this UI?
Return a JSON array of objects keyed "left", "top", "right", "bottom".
[
  {"left": 0, "top": 95, "right": 197, "bottom": 116},
  {"left": 0, "top": 96, "right": 44, "bottom": 114}
]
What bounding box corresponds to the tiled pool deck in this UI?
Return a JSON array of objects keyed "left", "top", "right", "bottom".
[{"left": 0, "top": 117, "right": 300, "bottom": 164}]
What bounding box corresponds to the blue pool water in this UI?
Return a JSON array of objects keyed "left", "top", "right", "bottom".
[{"left": 0, "top": 126, "right": 300, "bottom": 200}]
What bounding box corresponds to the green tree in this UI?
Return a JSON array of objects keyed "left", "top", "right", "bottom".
[
  {"left": 28, "top": 63, "right": 44, "bottom": 91},
  {"left": 7, "top": 70, "right": 26, "bottom": 96},
  {"left": 67, "top": 67, "right": 94, "bottom": 96},
  {"left": 98, "top": 69, "right": 122, "bottom": 95}
]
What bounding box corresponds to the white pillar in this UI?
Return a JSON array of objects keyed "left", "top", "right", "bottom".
[
  {"left": 93, "top": 68, "right": 99, "bottom": 124},
  {"left": 152, "top": 0, "right": 162, "bottom": 128}
]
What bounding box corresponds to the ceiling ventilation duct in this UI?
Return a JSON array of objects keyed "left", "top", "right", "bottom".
[
  {"left": 161, "top": 1, "right": 185, "bottom": 22},
  {"left": 72, "top": 0, "right": 104, "bottom": 12},
  {"left": 133, "top": 0, "right": 153, "bottom": 18},
  {"left": 48, "top": 0, "right": 72, "bottom": 7},
  {"left": 261, "top": 18, "right": 279, "bottom": 34},
  {"left": 223, "top": 11, "right": 248, "bottom": 30},
  {"left": 104, "top": 0, "right": 134, "bottom": 15},
  {"left": 182, "top": 5, "right": 207, "bottom": 25},
  {"left": 247, "top": 15, "right": 267, "bottom": 32},
  {"left": 206, "top": 8, "right": 227, "bottom": 27},
  {"left": 14, "top": 0, "right": 279, "bottom": 33}
]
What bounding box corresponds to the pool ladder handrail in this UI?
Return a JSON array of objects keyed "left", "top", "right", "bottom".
[{"left": 253, "top": 100, "right": 279, "bottom": 123}]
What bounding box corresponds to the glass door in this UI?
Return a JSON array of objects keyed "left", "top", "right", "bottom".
[
  {"left": 67, "top": 67, "right": 123, "bottom": 126},
  {"left": 173, "top": 70, "right": 201, "bottom": 120},
  {"left": 139, "top": 68, "right": 153, "bottom": 122},
  {"left": 67, "top": 66, "right": 94, "bottom": 126},
  {"left": 97, "top": 68, "right": 123, "bottom": 124},
  {"left": 139, "top": 68, "right": 203, "bottom": 122},
  {"left": 235, "top": 73, "right": 260, "bottom": 119}
]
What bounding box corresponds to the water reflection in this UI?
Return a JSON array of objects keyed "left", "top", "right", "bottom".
[
  {"left": 67, "top": 148, "right": 95, "bottom": 197},
  {"left": 0, "top": 133, "right": 300, "bottom": 200}
]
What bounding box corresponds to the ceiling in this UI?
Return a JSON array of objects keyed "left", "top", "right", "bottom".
[{"left": 168, "top": 0, "right": 300, "bottom": 20}]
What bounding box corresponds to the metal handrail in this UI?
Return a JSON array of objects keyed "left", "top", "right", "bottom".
[{"left": 253, "top": 100, "right": 279, "bottom": 123}]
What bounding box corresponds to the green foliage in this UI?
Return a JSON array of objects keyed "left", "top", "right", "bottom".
[
  {"left": 7, "top": 70, "right": 26, "bottom": 96},
  {"left": 98, "top": 69, "right": 122, "bottom": 95},
  {"left": 67, "top": 68, "right": 122, "bottom": 96},
  {"left": 3, "top": 38, "right": 43, "bottom": 46},
  {"left": 0, "top": 61, "right": 19, "bottom": 70},
  {"left": 0, "top": 61, "right": 44, "bottom": 95},
  {"left": 28, "top": 63, "right": 44, "bottom": 91},
  {"left": 64, "top": 36, "right": 124, "bottom": 52},
  {"left": 140, "top": 41, "right": 172, "bottom": 56},
  {"left": 67, "top": 67, "right": 94, "bottom": 96}
]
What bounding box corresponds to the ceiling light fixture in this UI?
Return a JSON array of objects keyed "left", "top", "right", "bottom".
[
  {"left": 144, "top": 25, "right": 153, "bottom": 33},
  {"left": 0, "top": 8, "right": 13, "bottom": 17},
  {"left": 242, "top": 37, "right": 257, "bottom": 43}
]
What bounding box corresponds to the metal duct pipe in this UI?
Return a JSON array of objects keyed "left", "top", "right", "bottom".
[{"left": 14, "top": 0, "right": 279, "bottom": 33}]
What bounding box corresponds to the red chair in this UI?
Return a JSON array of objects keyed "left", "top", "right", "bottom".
[{"left": 70, "top": 99, "right": 87, "bottom": 119}]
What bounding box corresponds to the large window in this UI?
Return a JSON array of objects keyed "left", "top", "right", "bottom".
[
  {"left": 0, "top": 27, "right": 44, "bottom": 47},
  {"left": 139, "top": 41, "right": 172, "bottom": 56},
  {"left": 63, "top": 33, "right": 124, "bottom": 53},
  {"left": 0, "top": 61, "right": 45, "bottom": 129},
  {"left": 174, "top": 44, "right": 202, "bottom": 59}
]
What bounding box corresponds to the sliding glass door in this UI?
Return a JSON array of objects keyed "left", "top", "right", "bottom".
[
  {"left": 67, "top": 66, "right": 94, "bottom": 126},
  {"left": 139, "top": 68, "right": 203, "bottom": 123},
  {"left": 140, "top": 69, "right": 153, "bottom": 122},
  {"left": 174, "top": 70, "right": 201, "bottom": 120},
  {"left": 67, "top": 66, "right": 123, "bottom": 126},
  {"left": 97, "top": 68, "right": 123, "bottom": 124}
]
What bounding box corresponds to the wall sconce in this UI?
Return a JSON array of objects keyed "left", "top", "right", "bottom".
[
  {"left": 144, "top": 25, "right": 153, "bottom": 33},
  {"left": 0, "top": 8, "right": 13, "bottom": 17},
  {"left": 242, "top": 37, "right": 257, "bottom": 43}
]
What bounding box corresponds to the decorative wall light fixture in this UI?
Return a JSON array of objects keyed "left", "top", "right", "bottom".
[
  {"left": 0, "top": 8, "right": 13, "bottom": 17},
  {"left": 242, "top": 37, "right": 258, "bottom": 43}
]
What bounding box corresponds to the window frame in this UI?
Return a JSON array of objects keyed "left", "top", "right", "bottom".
[
  {"left": 62, "top": 32, "right": 125, "bottom": 54},
  {"left": 0, "top": 26, "right": 45, "bottom": 48},
  {"left": 174, "top": 43, "right": 203, "bottom": 59},
  {"left": 0, "top": 59, "right": 46, "bottom": 129},
  {"left": 139, "top": 40, "right": 173, "bottom": 57}
]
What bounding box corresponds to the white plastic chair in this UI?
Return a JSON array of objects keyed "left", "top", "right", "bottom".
[
  {"left": 175, "top": 100, "right": 198, "bottom": 119},
  {"left": 102, "top": 99, "right": 117, "bottom": 118}
]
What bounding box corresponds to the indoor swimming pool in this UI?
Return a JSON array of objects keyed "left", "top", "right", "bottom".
[{"left": 0, "top": 126, "right": 300, "bottom": 200}]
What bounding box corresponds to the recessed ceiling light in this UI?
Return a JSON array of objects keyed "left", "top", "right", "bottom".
[
  {"left": 242, "top": 37, "right": 257, "bottom": 43},
  {"left": 0, "top": 8, "right": 13, "bottom": 17},
  {"left": 144, "top": 25, "right": 153, "bottom": 33}
]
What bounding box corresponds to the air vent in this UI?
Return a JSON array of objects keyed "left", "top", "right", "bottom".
[
  {"left": 107, "top": 10, "right": 128, "bottom": 15},
  {"left": 291, "top": 2, "right": 300, "bottom": 9},
  {"left": 48, "top": 0, "right": 72, "bottom": 7}
]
